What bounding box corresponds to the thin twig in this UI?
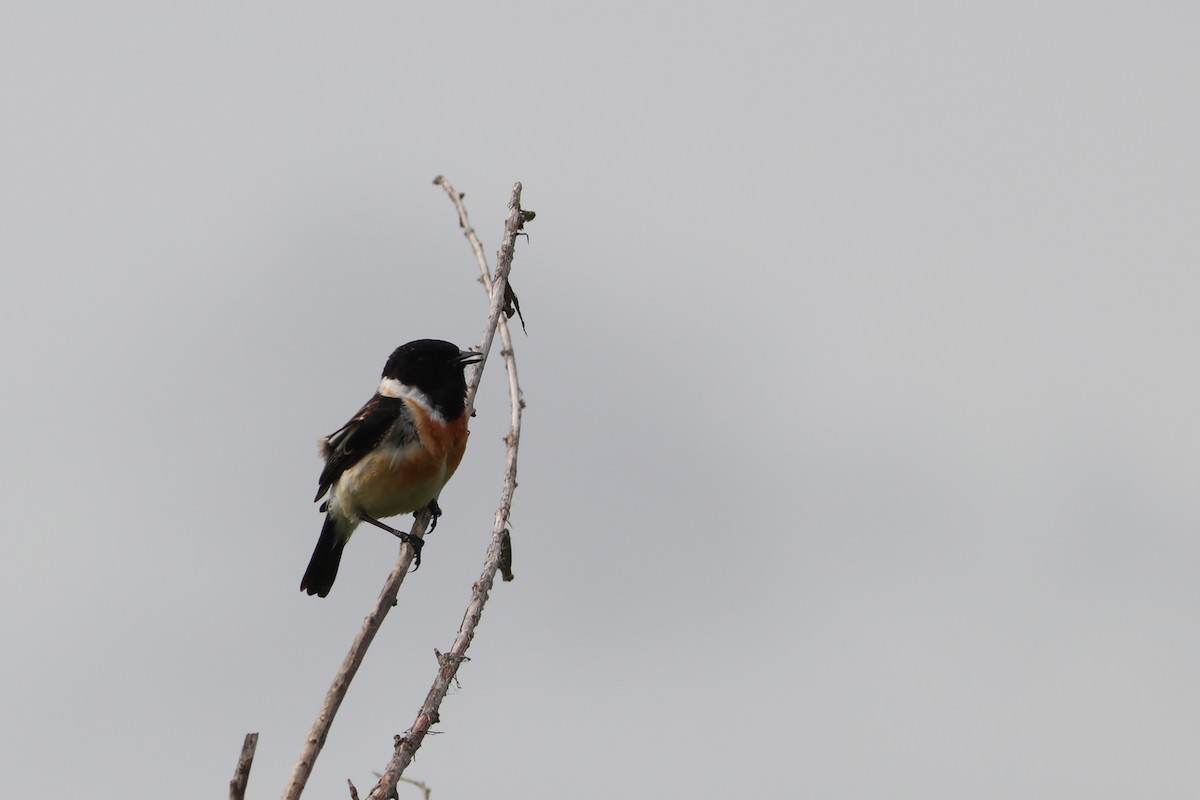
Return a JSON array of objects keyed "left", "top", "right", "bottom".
[
  {"left": 434, "top": 177, "right": 522, "bottom": 424},
  {"left": 230, "top": 732, "right": 259, "bottom": 800},
  {"left": 399, "top": 777, "right": 433, "bottom": 800},
  {"left": 461, "top": 182, "right": 525, "bottom": 417},
  {"left": 280, "top": 183, "right": 524, "bottom": 800},
  {"left": 365, "top": 182, "right": 526, "bottom": 800},
  {"left": 433, "top": 176, "right": 491, "bottom": 289}
]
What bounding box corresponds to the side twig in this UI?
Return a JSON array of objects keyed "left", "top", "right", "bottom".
[
  {"left": 280, "top": 183, "right": 524, "bottom": 800},
  {"left": 365, "top": 181, "right": 526, "bottom": 799}
]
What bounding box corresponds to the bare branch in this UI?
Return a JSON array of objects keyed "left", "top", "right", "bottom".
[
  {"left": 230, "top": 732, "right": 259, "bottom": 800},
  {"left": 365, "top": 182, "right": 527, "bottom": 799}
]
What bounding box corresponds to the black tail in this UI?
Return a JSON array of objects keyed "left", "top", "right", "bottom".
[{"left": 301, "top": 515, "right": 347, "bottom": 598}]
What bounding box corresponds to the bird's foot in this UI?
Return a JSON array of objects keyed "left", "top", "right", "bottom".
[{"left": 425, "top": 498, "right": 443, "bottom": 533}]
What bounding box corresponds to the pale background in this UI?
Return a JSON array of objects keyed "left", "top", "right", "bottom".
[{"left": 3, "top": 3, "right": 1198, "bottom": 797}]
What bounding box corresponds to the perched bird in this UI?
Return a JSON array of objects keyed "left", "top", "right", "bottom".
[{"left": 301, "top": 339, "right": 482, "bottom": 597}]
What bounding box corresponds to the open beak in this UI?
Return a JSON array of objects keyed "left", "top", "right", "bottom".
[{"left": 458, "top": 349, "right": 484, "bottom": 366}]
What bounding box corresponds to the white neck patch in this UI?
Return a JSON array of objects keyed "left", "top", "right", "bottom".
[{"left": 378, "top": 377, "right": 443, "bottom": 420}]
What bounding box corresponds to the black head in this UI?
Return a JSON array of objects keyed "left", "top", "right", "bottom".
[{"left": 381, "top": 339, "right": 481, "bottom": 417}]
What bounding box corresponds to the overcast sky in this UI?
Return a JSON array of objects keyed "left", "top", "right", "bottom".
[{"left": 3, "top": 2, "right": 1199, "bottom": 798}]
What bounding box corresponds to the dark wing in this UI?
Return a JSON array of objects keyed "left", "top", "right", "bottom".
[{"left": 314, "top": 395, "right": 418, "bottom": 503}]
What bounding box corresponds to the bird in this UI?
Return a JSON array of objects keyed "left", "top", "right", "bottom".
[{"left": 301, "top": 339, "right": 482, "bottom": 597}]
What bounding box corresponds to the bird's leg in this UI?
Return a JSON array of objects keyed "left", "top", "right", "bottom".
[
  {"left": 359, "top": 512, "right": 423, "bottom": 570},
  {"left": 425, "top": 498, "right": 443, "bottom": 533}
]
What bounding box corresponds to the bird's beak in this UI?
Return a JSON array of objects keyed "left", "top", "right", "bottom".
[{"left": 458, "top": 349, "right": 484, "bottom": 365}]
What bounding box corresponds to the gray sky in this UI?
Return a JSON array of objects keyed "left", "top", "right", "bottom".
[{"left": 3, "top": 2, "right": 1198, "bottom": 797}]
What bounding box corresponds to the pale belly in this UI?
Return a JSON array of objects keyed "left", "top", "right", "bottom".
[{"left": 328, "top": 443, "right": 447, "bottom": 520}]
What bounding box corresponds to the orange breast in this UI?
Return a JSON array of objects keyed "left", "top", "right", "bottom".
[
  {"left": 334, "top": 404, "right": 470, "bottom": 521},
  {"left": 406, "top": 401, "right": 470, "bottom": 482}
]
